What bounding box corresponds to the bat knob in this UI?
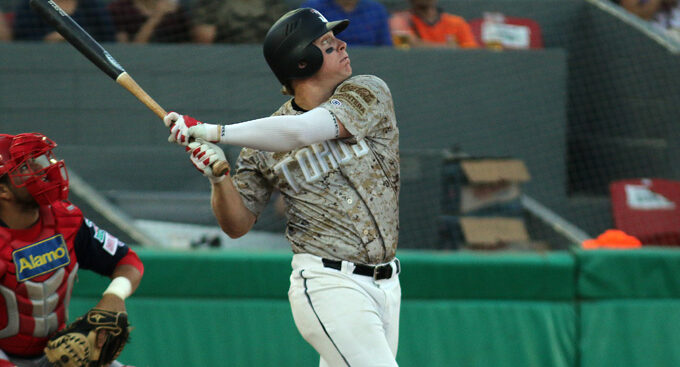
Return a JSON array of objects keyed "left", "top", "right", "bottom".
[{"left": 212, "top": 160, "right": 231, "bottom": 177}]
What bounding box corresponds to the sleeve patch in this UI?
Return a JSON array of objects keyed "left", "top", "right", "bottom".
[
  {"left": 335, "top": 94, "right": 366, "bottom": 116},
  {"left": 102, "top": 233, "right": 121, "bottom": 256},
  {"left": 85, "top": 218, "right": 122, "bottom": 255},
  {"left": 338, "top": 84, "right": 376, "bottom": 105}
]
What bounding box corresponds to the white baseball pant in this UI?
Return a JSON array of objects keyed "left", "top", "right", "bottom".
[{"left": 288, "top": 253, "right": 401, "bottom": 367}]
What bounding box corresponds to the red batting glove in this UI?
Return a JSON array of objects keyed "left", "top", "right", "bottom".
[{"left": 166, "top": 112, "right": 203, "bottom": 146}]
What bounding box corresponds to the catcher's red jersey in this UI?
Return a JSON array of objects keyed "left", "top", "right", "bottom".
[{"left": 0, "top": 201, "right": 82, "bottom": 356}]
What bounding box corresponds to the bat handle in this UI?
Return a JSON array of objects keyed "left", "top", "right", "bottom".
[
  {"left": 116, "top": 72, "right": 230, "bottom": 177},
  {"left": 116, "top": 72, "right": 167, "bottom": 119}
]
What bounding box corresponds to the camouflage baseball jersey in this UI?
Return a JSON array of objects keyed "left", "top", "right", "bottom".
[
  {"left": 233, "top": 75, "right": 399, "bottom": 264},
  {"left": 192, "top": 0, "right": 287, "bottom": 43}
]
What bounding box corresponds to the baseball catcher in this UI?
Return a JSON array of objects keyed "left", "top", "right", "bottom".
[{"left": 0, "top": 133, "right": 143, "bottom": 367}]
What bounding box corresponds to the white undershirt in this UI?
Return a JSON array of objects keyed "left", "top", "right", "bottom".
[{"left": 219, "top": 107, "right": 340, "bottom": 152}]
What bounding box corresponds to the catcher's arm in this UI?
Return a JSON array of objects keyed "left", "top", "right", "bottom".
[
  {"left": 96, "top": 263, "right": 143, "bottom": 312},
  {"left": 44, "top": 263, "right": 143, "bottom": 367},
  {"left": 84, "top": 263, "right": 142, "bottom": 356}
]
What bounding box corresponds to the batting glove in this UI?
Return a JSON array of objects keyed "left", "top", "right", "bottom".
[
  {"left": 166, "top": 112, "right": 204, "bottom": 146},
  {"left": 186, "top": 139, "right": 229, "bottom": 183},
  {"left": 187, "top": 124, "right": 221, "bottom": 144}
]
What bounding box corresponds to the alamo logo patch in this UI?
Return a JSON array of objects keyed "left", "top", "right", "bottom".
[{"left": 13, "top": 235, "right": 70, "bottom": 282}]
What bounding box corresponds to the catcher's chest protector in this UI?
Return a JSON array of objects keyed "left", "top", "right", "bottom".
[{"left": 0, "top": 202, "right": 82, "bottom": 355}]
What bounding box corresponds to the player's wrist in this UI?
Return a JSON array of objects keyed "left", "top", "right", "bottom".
[
  {"left": 215, "top": 124, "right": 226, "bottom": 143},
  {"left": 208, "top": 174, "right": 226, "bottom": 184},
  {"left": 188, "top": 123, "right": 222, "bottom": 143},
  {"left": 103, "top": 276, "right": 132, "bottom": 301}
]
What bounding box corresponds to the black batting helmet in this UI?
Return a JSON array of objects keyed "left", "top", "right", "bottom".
[{"left": 263, "top": 8, "right": 349, "bottom": 87}]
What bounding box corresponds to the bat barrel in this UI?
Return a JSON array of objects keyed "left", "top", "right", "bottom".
[
  {"left": 28, "top": 0, "right": 231, "bottom": 178},
  {"left": 29, "top": 0, "right": 125, "bottom": 80}
]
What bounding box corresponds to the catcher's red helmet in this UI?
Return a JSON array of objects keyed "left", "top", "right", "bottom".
[{"left": 0, "top": 133, "right": 69, "bottom": 205}]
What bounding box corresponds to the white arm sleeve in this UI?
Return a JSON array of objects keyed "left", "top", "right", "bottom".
[{"left": 220, "top": 107, "right": 339, "bottom": 152}]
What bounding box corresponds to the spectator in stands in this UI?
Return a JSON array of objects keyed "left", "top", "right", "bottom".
[
  {"left": 12, "top": 0, "right": 116, "bottom": 42},
  {"left": 389, "top": 0, "right": 479, "bottom": 48},
  {"left": 300, "top": 0, "right": 393, "bottom": 46},
  {"left": 618, "top": 0, "right": 671, "bottom": 20},
  {"left": 109, "top": 0, "right": 192, "bottom": 43},
  {"left": 619, "top": 0, "right": 680, "bottom": 40},
  {"left": 0, "top": 9, "right": 11, "bottom": 41},
  {"left": 190, "top": 0, "right": 287, "bottom": 44}
]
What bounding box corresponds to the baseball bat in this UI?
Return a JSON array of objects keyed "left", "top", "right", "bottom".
[{"left": 28, "top": 0, "right": 230, "bottom": 176}]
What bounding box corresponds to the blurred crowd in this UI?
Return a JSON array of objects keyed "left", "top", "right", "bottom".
[
  {"left": 1, "top": 0, "right": 678, "bottom": 48},
  {"left": 616, "top": 0, "right": 680, "bottom": 41},
  {"left": 0, "top": 0, "right": 489, "bottom": 48}
]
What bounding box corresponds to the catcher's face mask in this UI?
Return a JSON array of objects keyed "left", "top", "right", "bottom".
[{"left": 0, "top": 133, "right": 69, "bottom": 205}]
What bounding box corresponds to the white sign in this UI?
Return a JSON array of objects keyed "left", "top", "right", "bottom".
[
  {"left": 625, "top": 184, "right": 676, "bottom": 210},
  {"left": 482, "top": 22, "right": 531, "bottom": 49}
]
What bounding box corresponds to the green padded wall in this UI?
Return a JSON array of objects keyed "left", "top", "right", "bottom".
[
  {"left": 70, "top": 249, "right": 577, "bottom": 366},
  {"left": 69, "top": 298, "right": 318, "bottom": 366},
  {"left": 580, "top": 300, "right": 680, "bottom": 367},
  {"left": 65, "top": 248, "right": 680, "bottom": 367},
  {"left": 399, "top": 301, "right": 575, "bottom": 367},
  {"left": 577, "top": 248, "right": 680, "bottom": 298},
  {"left": 577, "top": 248, "right": 680, "bottom": 367}
]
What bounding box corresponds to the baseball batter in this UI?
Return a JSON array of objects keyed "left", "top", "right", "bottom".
[{"left": 166, "top": 8, "right": 401, "bottom": 366}]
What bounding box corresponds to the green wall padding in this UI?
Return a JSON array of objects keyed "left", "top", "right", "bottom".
[
  {"left": 74, "top": 249, "right": 293, "bottom": 298},
  {"left": 399, "top": 301, "right": 575, "bottom": 367},
  {"left": 68, "top": 248, "right": 680, "bottom": 366},
  {"left": 70, "top": 298, "right": 575, "bottom": 367},
  {"left": 580, "top": 300, "right": 680, "bottom": 367},
  {"left": 72, "top": 249, "right": 576, "bottom": 300},
  {"left": 577, "top": 248, "right": 680, "bottom": 298},
  {"left": 70, "top": 297, "right": 319, "bottom": 367},
  {"left": 400, "top": 251, "right": 575, "bottom": 300},
  {"left": 70, "top": 249, "right": 577, "bottom": 366}
]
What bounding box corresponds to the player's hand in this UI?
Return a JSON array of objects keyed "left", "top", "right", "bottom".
[
  {"left": 166, "top": 112, "right": 203, "bottom": 146},
  {"left": 187, "top": 124, "right": 221, "bottom": 144},
  {"left": 186, "top": 139, "right": 229, "bottom": 183}
]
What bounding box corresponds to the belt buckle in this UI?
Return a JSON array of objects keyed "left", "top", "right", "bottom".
[{"left": 373, "top": 263, "right": 393, "bottom": 280}]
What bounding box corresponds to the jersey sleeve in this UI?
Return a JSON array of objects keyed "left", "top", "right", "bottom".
[
  {"left": 73, "top": 218, "right": 130, "bottom": 277},
  {"left": 232, "top": 148, "right": 274, "bottom": 218},
  {"left": 320, "top": 75, "right": 396, "bottom": 142}
]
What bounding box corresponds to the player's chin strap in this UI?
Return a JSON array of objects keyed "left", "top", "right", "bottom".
[{"left": 211, "top": 107, "right": 339, "bottom": 152}]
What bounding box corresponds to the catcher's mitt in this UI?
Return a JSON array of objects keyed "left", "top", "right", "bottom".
[{"left": 44, "top": 308, "right": 130, "bottom": 367}]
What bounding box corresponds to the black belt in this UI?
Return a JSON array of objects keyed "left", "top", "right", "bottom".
[{"left": 322, "top": 258, "right": 400, "bottom": 280}]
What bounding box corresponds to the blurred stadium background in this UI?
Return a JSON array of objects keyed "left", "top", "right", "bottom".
[{"left": 2, "top": 0, "right": 680, "bottom": 365}]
